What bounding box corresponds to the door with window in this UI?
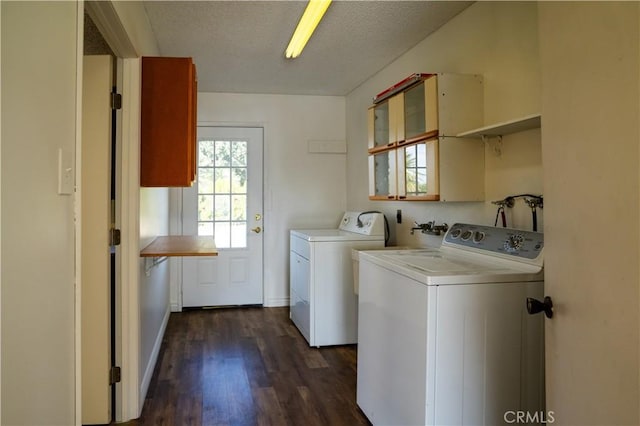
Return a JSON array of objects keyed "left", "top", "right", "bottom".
[{"left": 182, "top": 126, "right": 264, "bottom": 307}]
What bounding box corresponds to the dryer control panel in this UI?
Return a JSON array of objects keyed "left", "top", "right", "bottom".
[
  {"left": 443, "top": 223, "right": 544, "bottom": 261},
  {"left": 339, "top": 211, "right": 385, "bottom": 236}
]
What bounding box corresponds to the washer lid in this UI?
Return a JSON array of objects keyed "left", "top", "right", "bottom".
[
  {"left": 291, "top": 229, "right": 385, "bottom": 242},
  {"left": 359, "top": 248, "right": 543, "bottom": 285}
]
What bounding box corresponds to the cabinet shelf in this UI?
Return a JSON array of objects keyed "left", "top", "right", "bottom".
[{"left": 456, "top": 113, "right": 541, "bottom": 138}]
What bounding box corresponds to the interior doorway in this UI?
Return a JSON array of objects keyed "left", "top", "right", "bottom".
[{"left": 82, "top": 10, "right": 122, "bottom": 424}]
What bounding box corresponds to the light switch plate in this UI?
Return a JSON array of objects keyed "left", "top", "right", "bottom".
[{"left": 58, "top": 148, "right": 73, "bottom": 195}]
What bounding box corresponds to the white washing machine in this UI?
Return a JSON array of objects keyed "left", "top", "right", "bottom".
[
  {"left": 290, "top": 211, "right": 385, "bottom": 347},
  {"left": 357, "top": 223, "right": 545, "bottom": 426}
]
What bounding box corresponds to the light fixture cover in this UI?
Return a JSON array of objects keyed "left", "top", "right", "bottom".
[{"left": 285, "top": 0, "right": 332, "bottom": 59}]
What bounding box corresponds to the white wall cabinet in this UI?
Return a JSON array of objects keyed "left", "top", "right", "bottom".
[{"left": 368, "top": 73, "right": 485, "bottom": 201}]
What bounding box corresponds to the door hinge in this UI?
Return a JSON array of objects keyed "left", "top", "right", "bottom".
[
  {"left": 110, "top": 228, "right": 121, "bottom": 246},
  {"left": 111, "top": 93, "right": 122, "bottom": 110},
  {"left": 109, "top": 366, "right": 121, "bottom": 385}
]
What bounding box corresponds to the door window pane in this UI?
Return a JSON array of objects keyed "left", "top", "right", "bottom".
[
  {"left": 215, "top": 141, "right": 231, "bottom": 166},
  {"left": 232, "top": 141, "right": 247, "bottom": 166},
  {"left": 231, "top": 168, "right": 247, "bottom": 193},
  {"left": 197, "top": 139, "right": 249, "bottom": 248},
  {"left": 198, "top": 222, "right": 213, "bottom": 236},
  {"left": 199, "top": 141, "right": 215, "bottom": 167},
  {"left": 198, "top": 167, "right": 214, "bottom": 193},
  {"left": 214, "top": 168, "right": 231, "bottom": 193},
  {"left": 198, "top": 195, "right": 213, "bottom": 221},
  {"left": 232, "top": 195, "right": 246, "bottom": 221},
  {"left": 214, "top": 195, "right": 230, "bottom": 220}
]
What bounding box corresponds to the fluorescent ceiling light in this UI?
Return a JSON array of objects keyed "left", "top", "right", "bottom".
[{"left": 285, "top": 0, "right": 332, "bottom": 59}]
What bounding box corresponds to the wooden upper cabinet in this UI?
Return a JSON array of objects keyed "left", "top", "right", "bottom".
[
  {"left": 141, "top": 57, "right": 197, "bottom": 187},
  {"left": 367, "top": 73, "right": 485, "bottom": 202}
]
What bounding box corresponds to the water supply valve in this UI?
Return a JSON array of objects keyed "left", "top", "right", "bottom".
[{"left": 411, "top": 221, "right": 449, "bottom": 236}]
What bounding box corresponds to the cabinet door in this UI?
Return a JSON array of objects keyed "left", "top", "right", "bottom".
[
  {"left": 141, "top": 57, "right": 196, "bottom": 187},
  {"left": 403, "top": 76, "right": 438, "bottom": 143},
  {"left": 368, "top": 103, "right": 389, "bottom": 151},
  {"left": 368, "top": 92, "right": 405, "bottom": 152},
  {"left": 368, "top": 149, "right": 397, "bottom": 200},
  {"left": 397, "top": 139, "right": 439, "bottom": 201}
]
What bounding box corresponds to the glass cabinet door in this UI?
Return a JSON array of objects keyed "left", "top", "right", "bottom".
[
  {"left": 368, "top": 92, "right": 405, "bottom": 150},
  {"left": 368, "top": 149, "right": 397, "bottom": 200},
  {"left": 403, "top": 76, "right": 438, "bottom": 143},
  {"left": 397, "top": 138, "right": 439, "bottom": 200},
  {"left": 368, "top": 102, "right": 389, "bottom": 150}
]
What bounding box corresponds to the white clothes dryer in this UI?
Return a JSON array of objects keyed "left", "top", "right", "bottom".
[{"left": 290, "top": 211, "right": 385, "bottom": 347}]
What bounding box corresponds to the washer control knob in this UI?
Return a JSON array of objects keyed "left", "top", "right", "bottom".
[
  {"left": 461, "top": 230, "right": 473, "bottom": 241},
  {"left": 504, "top": 234, "right": 525, "bottom": 252},
  {"left": 450, "top": 228, "right": 462, "bottom": 239},
  {"left": 473, "top": 231, "right": 485, "bottom": 243}
]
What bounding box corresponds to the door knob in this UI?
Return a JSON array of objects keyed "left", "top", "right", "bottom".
[
  {"left": 251, "top": 226, "right": 262, "bottom": 234},
  {"left": 526, "top": 296, "right": 553, "bottom": 319}
]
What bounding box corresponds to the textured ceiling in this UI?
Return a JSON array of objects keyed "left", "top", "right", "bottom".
[
  {"left": 84, "top": 9, "right": 114, "bottom": 56},
  {"left": 143, "top": 1, "right": 473, "bottom": 96}
]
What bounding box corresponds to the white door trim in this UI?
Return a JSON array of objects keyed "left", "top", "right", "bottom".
[
  {"left": 74, "top": 3, "right": 84, "bottom": 424},
  {"left": 82, "top": 3, "right": 143, "bottom": 421},
  {"left": 118, "top": 57, "right": 141, "bottom": 421},
  {"left": 85, "top": 1, "right": 137, "bottom": 58}
]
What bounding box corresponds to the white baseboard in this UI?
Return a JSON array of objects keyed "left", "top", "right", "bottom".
[
  {"left": 264, "top": 297, "right": 290, "bottom": 308},
  {"left": 139, "top": 305, "right": 171, "bottom": 406},
  {"left": 170, "top": 302, "right": 182, "bottom": 312}
]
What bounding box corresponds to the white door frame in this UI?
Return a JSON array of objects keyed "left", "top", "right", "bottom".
[
  {"left": 79, "top": 2, "right": 142, "bottom": 423},
  {"left": 169, "top": 121, "right": 266, "bottom": 312},
  {"left": 117, "top": 57, "right": 142, "bottom": 422}
]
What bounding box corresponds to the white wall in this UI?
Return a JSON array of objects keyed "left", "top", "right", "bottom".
[
  {"left": 138, "top": 188, "right": 170, "bottom": 397},
  {"left": 346, "top": 2, "right": 542, "bottom": 247},
  {"left": 538, "top": 2, "right": 639, "bottom": 424},
  {"left": 1, "top": 2, "right": 78, "bottom": 424},
  {"left": 179, "top": 93, "right": 347, "bottom": 307}
]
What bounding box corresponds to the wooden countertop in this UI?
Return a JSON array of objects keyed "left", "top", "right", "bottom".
[{"left": 140, "top": 236, "right": 218, "bottom": 257}]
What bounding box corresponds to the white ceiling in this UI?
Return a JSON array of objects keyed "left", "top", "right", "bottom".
[{"left": 142, "top": 1, "right": 473, "bottom": 96}]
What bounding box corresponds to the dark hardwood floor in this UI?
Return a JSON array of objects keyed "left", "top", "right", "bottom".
[{"left": 122, "top": 306, "right": 371, "bottom": 426}]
